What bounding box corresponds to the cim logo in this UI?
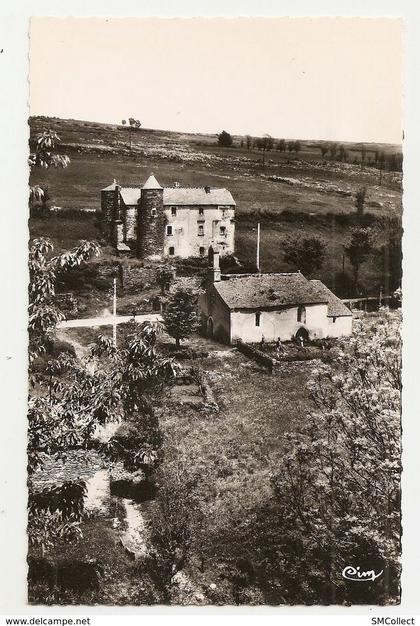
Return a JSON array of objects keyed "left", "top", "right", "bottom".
[{"left": 342, "top": 565, "right": 383, "bottom": 582}]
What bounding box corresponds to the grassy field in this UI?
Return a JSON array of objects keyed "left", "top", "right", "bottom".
[{"left": 29, "top": 116, "right": 403, "bottom": 311}]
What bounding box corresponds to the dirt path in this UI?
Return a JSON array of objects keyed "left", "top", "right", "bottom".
[{"left": 58, "top": 313, "right": 162, "bottom": 329}]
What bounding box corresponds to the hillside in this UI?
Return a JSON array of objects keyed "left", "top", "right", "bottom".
[{"left": 29, "top": 116, "right": 403, "bottom": 308}]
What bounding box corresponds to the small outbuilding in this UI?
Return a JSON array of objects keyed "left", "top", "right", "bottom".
[{"left": 199, "top": 247, "right": 352, "bottom": 344}]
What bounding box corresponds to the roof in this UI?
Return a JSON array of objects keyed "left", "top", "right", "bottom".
[
  {"left": 213, "top": 273, "right": 330, "bottom": 310},
  {"left": 309, "top": 280, "right": 353, "bottom": 317},
  {"left": 162, "top": 187, "right": 235, "bottom": 206},
  {"left": 104, "top": 184, "right": 236, "bottom": 207},
  {"left": 101, "top": 180, "right": 118, "bottom": 191},
  {"left": 142, "top": 174, "right": 162, "bottom": 190},
  {"left": 120, "top": 187, "right": 142, "bottom": 204}
]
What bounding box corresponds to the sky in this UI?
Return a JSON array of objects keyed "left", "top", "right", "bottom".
[{"left": 29, "top": 17, "right": 403, "bottom": 144}]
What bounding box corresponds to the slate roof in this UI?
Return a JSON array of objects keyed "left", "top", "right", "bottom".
[
  {"left": 309, "top": 280, "right": 353, "bottom": 317},
  {"left": 163, "top": 187, "right": 235, "bottom": 206},
  {"left": 142, "top": 174, "right": 162, "bottom": 190},
  {"left": 102, "top": 182, "right": 235, "bottom": 207},
  {"left": 214, "top": 273, "right": 330, "bottom": 311},
  {"left": 120, "top": 187, "right": 142, "bottom": 205}
]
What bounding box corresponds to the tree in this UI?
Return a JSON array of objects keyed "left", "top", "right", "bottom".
[
  {"left": 329, "top": 142, "right": 338, "bottom": 160},
  {"left": 218, "top": 130, "right": 233, "bottom": 147},
  {"left": 282, "top": 235, "right": 327, "bottom": 277},
  {"left": 377, "top": 218, "right": 403, "bottom": 293},
  {"left": 29, "top": 130, "right": 70, "bottom": 214},
  {"left": 294, "top": 140, "right": 301, "bottom": 154},
  {"left": 361, "top": 144, "right": 367, "bottom": 168},
  {"left": 338, "top": 145, "right": 348, "bottom": 162},
  {"left": 141, "top": 466, "right": 204, "bottom": 602},
  {"left": 287, "top": 140, "right": 295, "bottom": 153},
  {"left": 344, "top": 227, "right": 374, "bottom": 289},
  {"left": 28, "top": 317, "right": 175, "bottom": 554},
  {"left": 277, "top": 139, "right": 286, "bottom": 152},
  {"left": 122, "top": 119, "right": 126, "bottom": 125},
  {"left": 270, "top": 314, "right": 401, "bottom": 604},
  {"left": 355, "top": 186, "right": 368, "bottom": 219},
  {"left": 128, "top": 117, "right": 142, "bottom": 128},
  {"left": 28, "top": 238, "right": 100, "bottom": 362},
  {"left": 320, "top": 144, "right": 329, "bottom": 159},
  {"left": 246, "top": 135, "right": 252, "bottom": 150},
  {"left": 156, "top": 266, "right": 175, "bottom": 295},
  {"left": 163, "top": 288, "right": 199, "bottom": 347}
]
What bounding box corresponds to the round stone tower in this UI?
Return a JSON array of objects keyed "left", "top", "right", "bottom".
[{"left": 137, "top": 174, "right": 165, "bottom": 260}]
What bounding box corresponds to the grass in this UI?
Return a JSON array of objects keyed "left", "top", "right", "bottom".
[
  {"left": 29, "top": 116, "right": 402, "bottom": 312},
  {"left": 160, "top": 343, "right": 314, "bottom": 531}
]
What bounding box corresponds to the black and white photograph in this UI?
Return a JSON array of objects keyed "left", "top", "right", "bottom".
[{"left": 3, "top": 10, "right": 410, "bottom": 612}]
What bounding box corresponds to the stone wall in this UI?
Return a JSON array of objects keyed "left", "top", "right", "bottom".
[
  {"left": 163, "top": 205, "right": 235, "bottom": 258},
  {"left": 100, "top": 191, "right": 115, "bottom": 239},
  {"left": 137, "top": 189, "right": 165, "bottom": 260}
]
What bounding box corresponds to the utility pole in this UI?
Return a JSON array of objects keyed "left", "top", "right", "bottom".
[
  {"left": 379, "top": 285, "right": 383, "bottom": 308},
  {"left": 256, "top": 222, "right": 261, "bottom": 272},
  {"left": 113, "top": 277, "right": 117, "bottom": 348}
]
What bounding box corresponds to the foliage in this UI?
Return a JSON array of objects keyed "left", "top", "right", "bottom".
[
  {"left": 277, "top": 139, "right": 286, "bottom": 152},
  {"left": 376, "top": 218, "right": 403, "bottom": 292},
  {"left": 29, "top": 130, "right": 70, "bottom": 211},
  {"left": 162, "top": 288, "right": 199, "bottom": 347},
  {"left": 156, "top": 265, "right": 175, "bottom": 295},
  {"left": 28, "top": 481, "right": 86, "bottom": 554},
  {"left": 28, "top": 237, "right": 100, "bottom": 361},
  {"left": 256, "top": 135, "right": 274, "bottom": 152},
  {"left": 139, "top": 466, "right": 204, "bottom": 602},
  {"left": 270, "top": 313, "right": 401, "bottom": 604},
  {"left": 128, "top": 117, "right": 142, "bottom": 128},
  {"left": 355, "top": 186, "right": 367, "bottom": 218},
  {"left": 282, "top": 234, "right": 327, "bottom": 276},
  {"left": 344, "top": 227, "right": 374, "bottom": 289},
  {"left": 218, "top": 130, "right": 233, "bottom": 147}
]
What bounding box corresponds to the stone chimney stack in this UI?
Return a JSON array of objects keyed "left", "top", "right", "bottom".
[{"left": 208, "top": 245, "right": 221, "bottom": 283}]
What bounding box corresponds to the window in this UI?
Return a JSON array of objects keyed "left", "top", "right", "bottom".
[
  {"left": 220, "top": 225, "right": 227, "bottom": 236},
  {"left": 151, "top": 208, "right": 157, "bottom": 217},
  {"left": 199, "top": 207, "right": 204, "bottom": 216},
  {"left": 199, "top": 246, "right": 205, "bottom": 256},
  {"left": 166, "top": 225, "right": 173, "bottom": 236},
  {"left": 255, "top": 312, "right": 261, "bottom": 327},
  {"left": 297, "top": 306, "right": 306, "bottom": 324},
  {"left": 332, "top": 316, "right": 336, "bottom": 323},
  {"left": 198, "top": 224, "right": 204, "bottom": 236},
  {"left": 171, "top": 206, "right": 177, "bottom": 216},
  {"left": 169, "top": 246, "right": 175, "bottom": 256}
]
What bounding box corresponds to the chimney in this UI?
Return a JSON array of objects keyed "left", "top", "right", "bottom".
[
  {"left": 208, "top": 245, "right": 221, "bottom": 283},
  {"left": 204, "top": 185, "right": 211, "bottom": 194}
]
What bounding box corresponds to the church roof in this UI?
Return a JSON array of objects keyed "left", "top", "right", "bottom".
[
  {"left": 309, "top": 280, "right": 353, "bottom": 317},
  {"left": 142, "top": 174, "right": 163, "bottom": 190},
  {"left": 213, "top": 273, "right": 330, "bottom": 311}
]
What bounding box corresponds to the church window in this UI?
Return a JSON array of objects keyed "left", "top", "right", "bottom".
[
  {"left": 297, "top": 306, "right": 306, "bottom": 323},
  {"left": 166, "top": 225, "right": 173, "bottom": 236},
  {"left": 199, "top": 207, "right": 204, "bottom": 216},
  {"left": 169, "top": 246, "right": 175, "bottom": 256},
  {"left": 220, "top": 225, "right": 227, "bottom": 236},
  {"left": 198, "top": 224, "right": 204, "bottom": 236},
  {"left": 199, "top": 246, "right": 205, "bottom": 256},
  {"left": 171, "top": 206, "right": 177, "bottom": 216},
  {"left": 255, "top": 312, "right": 261, "bottom": 327}
]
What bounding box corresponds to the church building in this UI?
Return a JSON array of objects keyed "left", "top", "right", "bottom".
[
  {"left": 199, "top": 247, "right": 353, "bottom": 344},
  {"left": 100, "top": 174, "right": 236, "bottom": 260}
]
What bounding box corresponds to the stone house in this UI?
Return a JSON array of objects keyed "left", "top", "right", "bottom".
[
  {"left": 199, "top": 247, "right": 352, "bottom": 344},
  {"left": 100, "top": 174, "right": 236, "bottom": 260}
]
